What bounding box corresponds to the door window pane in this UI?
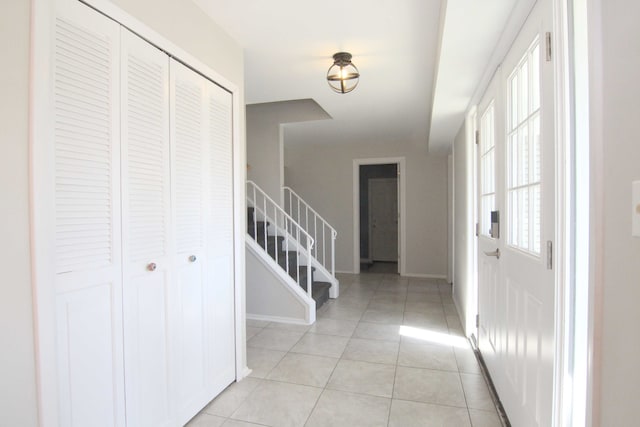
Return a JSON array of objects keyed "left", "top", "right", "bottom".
[
  {"left": 507, "top": 37, "right": 542, "bottom": 255},
  {"left": 480, "top": 102, "right": 496, "bottom": 237}
]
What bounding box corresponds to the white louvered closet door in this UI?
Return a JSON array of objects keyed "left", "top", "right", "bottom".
[
  {"left": 170, "top": 59, "right": 236, "bottom": 423},
  {"left": 170, "top": 59, "right": 213, "bottom": 422},
  {"left": 120, "top": 29, "right": 174, "bottom": 427},
  {"left": 206, "top": 81, "right": 236, "bottom": 398},
  {"left": 52, "top": 0, "right": 125, "bottom": 425}
]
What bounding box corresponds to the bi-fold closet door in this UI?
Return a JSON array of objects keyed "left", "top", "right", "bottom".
[
  {"left": 121, "top": 28, "right": 236, "bottom": 426},
  {"left": 47, "top": 1, "right": 235, "bottom": 426}
]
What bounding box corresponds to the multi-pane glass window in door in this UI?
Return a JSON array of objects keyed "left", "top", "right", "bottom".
[
  {"left": 480, "top": 102, "right": 496, "bottom": 237},
  {"left": 507, "top": 37, "right": 541, "bottom": 254}
]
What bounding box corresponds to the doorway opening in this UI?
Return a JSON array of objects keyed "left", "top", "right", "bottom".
[
  {"left": 360, "top": 164, "right": 398, "bottom": 273},
  {"left": 353, "top": 157, "right": 405, "bottom": 275}
]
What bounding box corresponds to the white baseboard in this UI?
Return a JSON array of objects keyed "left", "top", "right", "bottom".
[
  {"left": 401, "top": 273, "right": 448, "bottom": 279},
  {"left": 246, "top": 313, "right": 312, "bottom": 326},
  {"left": 335, "top": 271, "right": 447, "bottom": 279},
  {"left": 238, "top": 366, "right": 252, "bottom": 380}
]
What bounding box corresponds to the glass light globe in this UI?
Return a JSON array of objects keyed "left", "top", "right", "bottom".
[{"left": 327, "top": 52, "right": 360, "bottom": 94}]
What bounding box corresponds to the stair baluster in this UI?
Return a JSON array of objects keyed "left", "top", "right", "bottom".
[
  {"left": 246, "top": 181, "right": 315, "bottom": 302},
  {"left": 283, "top": 186, "right": 338, "bottom": 278}
]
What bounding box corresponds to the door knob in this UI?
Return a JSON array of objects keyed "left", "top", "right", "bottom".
[
  {"left": 484, "top": 249, "right": 500, "bottom": 259},
  {"left": 147, "top": 262, "right": 157, "bottom": 271},
  {"left": 188, "top": 255, "right": 197, "bottom": 263}
]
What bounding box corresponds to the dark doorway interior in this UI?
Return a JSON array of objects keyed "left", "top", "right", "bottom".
[{"left": 359, "top": 163, "right": 398, "bottom": 274}]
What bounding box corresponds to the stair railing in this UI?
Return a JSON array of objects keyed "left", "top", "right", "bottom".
[
  {"left": 283, "top": 186, "right": 337, "bottom": 277},
  {"left": 247, "top": 181, "right": 314, "bottom": 298}
]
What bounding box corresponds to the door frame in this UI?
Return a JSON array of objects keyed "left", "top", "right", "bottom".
[
  {"left": 550, "top": 0, "right": 598, "bottom": 425},
  {"left": 353, "top": 157, "right": 406, "bottom": 275},
  {"left": 30, "top": 0, "right": 248, "bottom": 424},
  {"left": 467, "top": 106, "right": 479, "bottom": 343}
]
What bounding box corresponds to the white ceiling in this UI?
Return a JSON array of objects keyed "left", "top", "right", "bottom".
[{"left": 193, "top": 0, "right": 528, "bottom": 152}]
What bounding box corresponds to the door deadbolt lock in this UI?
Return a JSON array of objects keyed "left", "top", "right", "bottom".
[
  {"left": 489, "top": 210, "right": 500, "bottom": 239},
  {"left": 147, "top": 262, "right": 157, "bottom": 271},
  {"left": 188, "top": 255, "right": 197, "bottom": 263}
]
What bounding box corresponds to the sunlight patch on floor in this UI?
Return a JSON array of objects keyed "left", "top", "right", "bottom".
[{"left": 399, "top": 325, "right": 469, "bottom": 348}]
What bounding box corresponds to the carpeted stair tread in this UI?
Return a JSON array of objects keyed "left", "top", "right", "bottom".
[{"left": 311, "top": 282, "right": 331, "bottom": 310}]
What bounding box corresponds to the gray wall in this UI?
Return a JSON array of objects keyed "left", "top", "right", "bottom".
[
  {"left": 0, "top": 2, "right": 38, "bottom": 426},
  {"left": 451, "top": 120, "right": 474, "bottom": 335},
  {"left": 0, "top": 1, "right": 244, "bottom": 424},
  {"left": 359, "top": 164, "right": 398, "bottom": 260},
  {"left": 285, "top": 139, "right": 448, "bottom": 276},
  {"left": 246, "top": 107, "right": 283, "bottom": 202},
  {"left": 246, "top": 247, "right": 308, "bottom": 321},
  {"left": 247, "top": 100, "right": 330, "bottom": 202},
  {"left": 597, "top": 0, "right": 640, "bottom": 424}
]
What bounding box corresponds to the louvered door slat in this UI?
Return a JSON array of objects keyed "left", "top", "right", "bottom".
[
  {"left": 54, "top": 18, "right": 114, "bottom": 273},
  {"left": 209, "top": 88, "right": 234, "bottom": 250},
  {"left": 123, "top": 51, "right": 170, "bottom": 262},
  {"left": 173, "top": 72, "right": 204, "bottom": 254}
]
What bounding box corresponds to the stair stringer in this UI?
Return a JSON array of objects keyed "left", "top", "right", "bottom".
[{"left": 245, "top": 235, "right": 316, "bottom": 325}]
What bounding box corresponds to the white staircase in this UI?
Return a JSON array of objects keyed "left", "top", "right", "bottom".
[{"left": 245, "top": 181, "right": 338, "bottom": 325}]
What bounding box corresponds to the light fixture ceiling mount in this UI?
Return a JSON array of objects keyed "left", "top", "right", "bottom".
[{"left": 327, "top": 52, "right": 360, "bottom": 94}]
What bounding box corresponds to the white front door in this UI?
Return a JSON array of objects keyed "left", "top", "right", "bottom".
[
  {"left": 369, "top": 178, "right": 398, "bottom": 262},
  {"left": 477, "top": 1, "right": 555, "bottom": 426}
]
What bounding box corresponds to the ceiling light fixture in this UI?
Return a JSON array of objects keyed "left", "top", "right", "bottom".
[{"left": 327, "top": 52, "right": 360, "bottom": 94}]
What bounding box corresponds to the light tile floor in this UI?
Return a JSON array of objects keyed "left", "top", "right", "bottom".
[{"left": 187, "top": 273, "right": 502, "bottom": 427}]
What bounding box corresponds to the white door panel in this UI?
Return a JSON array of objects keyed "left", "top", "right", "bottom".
[
  {"left": 207, "top": 256, "right": 237, "bottom": 390},
  {"left": 123, "top": 272, "right": 173, "bottom": 426},
  {"left": 55, "top": 283, "right": 121, "bottom": 427},
  {"left": 175, "top": 265, "right": 207, "bottom": 397}
]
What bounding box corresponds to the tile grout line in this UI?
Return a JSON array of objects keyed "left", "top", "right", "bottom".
[{"left": 386, "top": 277, "right": 410, "bottom": 426}]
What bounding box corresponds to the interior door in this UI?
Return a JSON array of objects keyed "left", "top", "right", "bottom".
[
  {"left": 477, "top": 1, "right": 555, "bottom": 426},
  {"left": 121, "top": 28, "right": 174, "bottom": 427},
  {"left": 369, "top": 178, "right": 398, "bottom": 262}
]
